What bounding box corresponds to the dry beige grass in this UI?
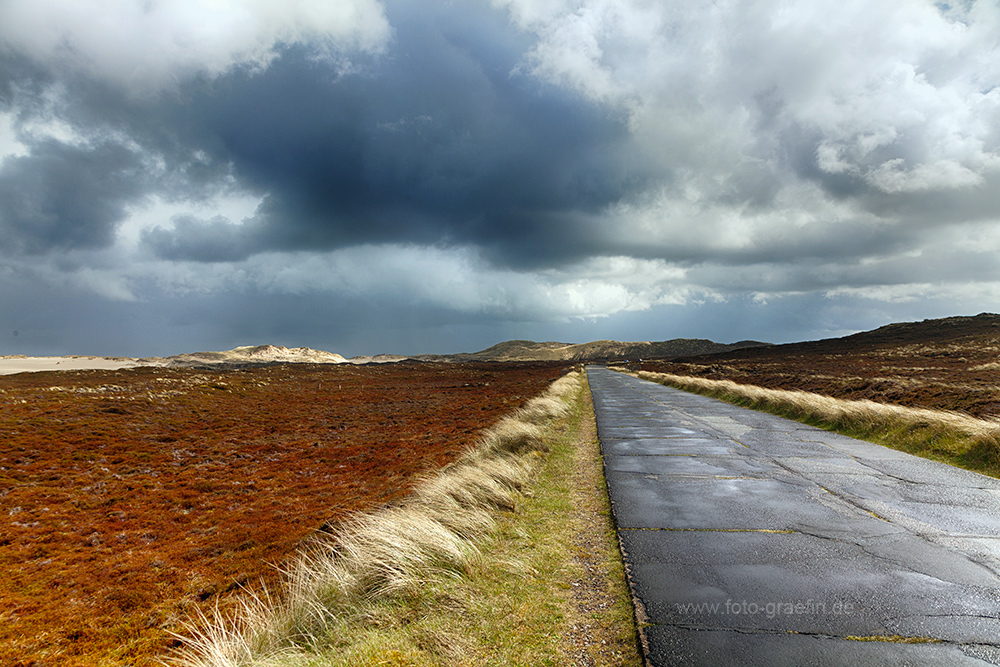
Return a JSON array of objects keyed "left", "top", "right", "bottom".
[
  {"left": 636, "top": 370, "right": 1000, "bottom": 477},
  {"left": 168, "top": 372, "right": 582, "bottom": 667},
  {"left": 971, "top": 361, "right": 1000, "bottom": 372}
]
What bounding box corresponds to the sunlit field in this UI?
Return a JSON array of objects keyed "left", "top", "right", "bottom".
[{"left": 0, "top": 362, "right": 563, "bottom": 665}]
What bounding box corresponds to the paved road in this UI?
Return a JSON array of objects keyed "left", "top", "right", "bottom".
[{"left": 587, "top": 366, "right": 1000, "bottom": 666}]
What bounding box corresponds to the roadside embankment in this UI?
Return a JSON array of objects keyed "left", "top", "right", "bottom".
[{"left": 635, "top": 370, "right": 1000, "bottom": 479}]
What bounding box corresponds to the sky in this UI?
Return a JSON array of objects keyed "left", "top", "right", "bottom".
[{"left": 2, "top": 0, "right": 1000, "bottom": 358}]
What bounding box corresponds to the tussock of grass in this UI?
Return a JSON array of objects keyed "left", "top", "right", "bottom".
[
  {"left": 169, "top": 371, "right": 596, "bottom": 667},
  {"left": 637, "top": 370, "right": 1000, "bottom": 477},
  {"left": 970, "top": 361, "right": 1000, "bottom": 372},
  {"left": 475, "top": 417, "right": 547, "bottom": 456},
  {"left": 514, "top": 395, "right": 571, "bottom": 424}
]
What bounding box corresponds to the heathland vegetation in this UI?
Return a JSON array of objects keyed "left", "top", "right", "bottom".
[
  {"left": 1, "top": 362, "right": 640, "bottom": 666},
  {"left": 0, "top": 363, "right": 560, "bottom": 664}
]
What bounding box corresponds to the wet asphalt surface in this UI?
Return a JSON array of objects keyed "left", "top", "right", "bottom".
[{"left": 587, "top": 366, "right": 1000, "bottom": 666}]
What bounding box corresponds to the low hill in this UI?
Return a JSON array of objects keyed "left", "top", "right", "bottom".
[
  {"left": 416, "top": 338, "right": 770, "bottom": 363},
  {"left": 662, "top": 313, "right": 1000, "bottom": 366}
]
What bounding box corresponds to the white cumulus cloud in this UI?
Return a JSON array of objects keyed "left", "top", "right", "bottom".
[{"left": 0, "top": 0, "right": 391, "bottom": 91}]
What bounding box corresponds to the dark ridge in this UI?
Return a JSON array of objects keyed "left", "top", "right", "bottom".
[{"left": 676, "top": 313, "right": 1000, "bottom": 363}]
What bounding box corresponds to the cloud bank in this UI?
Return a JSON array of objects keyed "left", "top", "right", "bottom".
[{"left": 2, "top": 0, "right": 1000, "bottom": 356}]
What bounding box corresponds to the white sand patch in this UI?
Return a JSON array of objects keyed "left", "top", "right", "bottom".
[
  {"left": 0, "top": 356, "right": 149, "bottom": 375},
  {"left": 0, "top": 345, "right": 352, "bottom": 375}
]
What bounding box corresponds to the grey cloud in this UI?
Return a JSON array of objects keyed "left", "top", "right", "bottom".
[
  {"left": 859, "top": 171, "right": 1000, "bottom": 226},
  {"left": 706, "top": 162, "right": 784, "bottom": 212},
  {"left": 689, "top": 239, "right": 1000, "bottom": 298},
  {"left": 141, "top": 215, "right": 259, "bottom": 263},
  {"left": 0, "top": 138, "right": 146, "bottom": 254}
]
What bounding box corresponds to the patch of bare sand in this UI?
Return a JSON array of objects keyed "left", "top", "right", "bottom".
[
  {"left": 0, "top": 345, "right": 352, "bottom": 375},
  {"left": 0, "top": 356, "right": 150, "bottom": 375}
]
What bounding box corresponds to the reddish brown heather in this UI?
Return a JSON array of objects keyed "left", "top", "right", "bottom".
[{"left": 0, "top": 361, "right": 565, "bottom": 666}]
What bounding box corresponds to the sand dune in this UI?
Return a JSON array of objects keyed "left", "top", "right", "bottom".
[{"left": 162, "top": 344, "right": 348, "bottom": 367}]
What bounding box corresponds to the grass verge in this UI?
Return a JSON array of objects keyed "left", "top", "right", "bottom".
[
  {"left": 635, "top": 370, "right": 1000, "bottom": 479},
  {"left": 169, "top": 371, "right": 642, "bottom": 667}
]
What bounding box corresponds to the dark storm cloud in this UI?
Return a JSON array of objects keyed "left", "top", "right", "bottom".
[
  {"left": 133, "top": 2, "right": 649, "bottom": 267},
  {"left": 0, "top": 0, "right": 652, "bottom": 266},
  {"left": 0, "top": 138, "right": 146, "bottom": 254}
]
